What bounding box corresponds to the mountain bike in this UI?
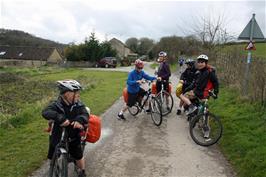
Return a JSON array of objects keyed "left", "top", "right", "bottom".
[
  {"left": 48, "top": 126, "right": 87, "bottom": 177},
  {"left": 155, "top": 80, "right": 174, "bottom": 116},
  {"left": 189, "top": 91, "right": 223, "bottom": 146},
  {"left": 128, "top": 81, "right": 163, "bottom": 126}
]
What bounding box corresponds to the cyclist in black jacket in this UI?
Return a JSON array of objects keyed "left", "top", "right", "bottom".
[
  {"left": 177, "top": 59, "right": 197, "bottom": 115},
  {"left": 179, "top": 54, "right": 219, "bottom": 115},
  {"left": 42, "top": 80, "right": 88, "bottom": 177}
]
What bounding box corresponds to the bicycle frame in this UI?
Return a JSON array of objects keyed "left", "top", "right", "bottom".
[{"left": 138, "top": 84, "right": 154, "bottom": 111}]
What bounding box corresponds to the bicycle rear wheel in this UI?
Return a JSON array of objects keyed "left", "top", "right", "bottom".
[
  {"left": 128, "top": 105, "right": 140, "bottom": 116},
  {"left": 189, "top": 113, "right": 223, "bottom": 146},
  {"left": 156, "top": 91, "right": 173, "bottom": 116},
  {"left": 49, "top": 149, "right": 68, "bottom": 177},
  {"left": 150, "top": 97, "right": 163, "bottom": 126}
]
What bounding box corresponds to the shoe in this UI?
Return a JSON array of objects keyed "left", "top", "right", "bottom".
[
  {"left": 145, "top": 109, "right": 151, "bottom": 113},
  {"left": 117, "top": 113, "right": 126, "bottom": 120},
  {"left": 186, "top": 105, "right": 197, "bottom": 116},
  {"left": 176, "top": 109, "right": 181, "bottom": 115},
  {"left": 78, "top": 170, "right": 86, "bottom": 177},
  {"left": 204, "top": 130, "right": 210, "bottom": 138}
]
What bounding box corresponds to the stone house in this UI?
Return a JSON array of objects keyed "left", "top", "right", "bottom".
[
  {"left": 0, "top": 45, "right": 64, "bottom": 67},
  {"left": 108, "top": 38, "right": 138, "bottom": 61}
]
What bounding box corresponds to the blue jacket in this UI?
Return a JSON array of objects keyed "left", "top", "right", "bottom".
[{"left": 127, "top": 70, "right": 156, "bottom": 94}]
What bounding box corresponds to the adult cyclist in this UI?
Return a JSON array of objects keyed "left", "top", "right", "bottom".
[
  {"left": 156, "top": 51, "right": 171, "bottom": 110},
  {"left": 42, "top": 80, "right": 88, "bottom": 177},
  {"left": 118, "top": 59, "right": 157, "bottom": 120}
]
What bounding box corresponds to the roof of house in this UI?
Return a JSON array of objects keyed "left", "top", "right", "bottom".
[
  {"left": 0, "top": 45, "right": 60, "bottom": 61},
  {"left": 109, "top": 38, "right": 128, "bottom": 48}
]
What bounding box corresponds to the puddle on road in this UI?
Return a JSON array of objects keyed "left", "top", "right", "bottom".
[{"left": 84, "top": 127, "right": 113, "bottom": 153}]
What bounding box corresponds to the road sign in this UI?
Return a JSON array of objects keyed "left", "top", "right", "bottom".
[
  {"left": 238, "top": 14, "right": 265, "bottom": 40},
  {"left": 238, "top": 13, "right": 265, "bottom": 96},
  {"left": 245, "top": 41, "right": 256, "bottom": 50}
]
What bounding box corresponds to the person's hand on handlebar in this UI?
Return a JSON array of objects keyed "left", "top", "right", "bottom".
[
  {"left": 137, "top": 79, "right": 146, "bottom": 84},
  {"left": 71, "top": 121, "right": 84, "bottom": 130},
  {"left": 60, "top": 119, "right": 70, "bottom": 127}
]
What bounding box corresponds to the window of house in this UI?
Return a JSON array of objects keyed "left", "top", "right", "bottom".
[{"left": 0, "top": 51, "right": 6, "bottom": 55}]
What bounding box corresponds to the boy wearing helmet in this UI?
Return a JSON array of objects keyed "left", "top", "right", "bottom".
[
  {"left": 118, "top": 59, "right": 157, "bottom": 120},
  {"left": 179, "top": 54, "right": 219, "bottom": 116},
  {"left": 42, "top": 80, "right": 88, "bottom": 177},
  {"left": 177, "top": 59, "right": 197, "bottom": 115}
]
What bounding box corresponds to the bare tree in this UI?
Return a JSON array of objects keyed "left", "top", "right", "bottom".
[{"left": 179, "top": 13, "right": 235, "bottom": 51}]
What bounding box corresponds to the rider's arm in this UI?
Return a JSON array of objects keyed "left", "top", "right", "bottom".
[
  {"left": 127, "top": 72, "right": 138, "bottom": 86},
  {"left": 73, "top": 105, "right": 89, "bottom": 125},
  {"left": 210, "top": 70, "right": 219, "bottom": 95},
  {"left": 42, "top": 101, "right": 66, "bottom": 125},
  {"left": 142, "top": 71, "right": 156, "bottom": 81}
]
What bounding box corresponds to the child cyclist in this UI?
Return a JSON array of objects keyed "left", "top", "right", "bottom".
[
  {"left": 118, "top": 59, "right": 157, "bottom": 120},
  {"left": 42, "top": 80, "right": 88, "bottom": 177}
]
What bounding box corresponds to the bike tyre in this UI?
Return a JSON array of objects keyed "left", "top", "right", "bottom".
[
  {"left": 156, "top": 91, "right": 174, "bottom": 116},
  {"left": 150, "top": 98, "right": 163, "bottom": 126},
  {"left": 128, "top": 105, "right": 140, "bottom": 116},
  {"left": 189, "top": 113, "right": 223, "bottom": 146}
]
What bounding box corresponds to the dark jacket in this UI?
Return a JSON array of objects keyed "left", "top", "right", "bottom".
[
  {"left": 157, "top": 62, "right": 171, "bottom": 80},
  {"left": 183, "top": 66, "right": 219, "bottom": 98},
  {"left": 42, "top": 96, "right": 89, "bottom": 145},
  {"left": 180, "top": 65, "right": 197, "bottom": 91}
]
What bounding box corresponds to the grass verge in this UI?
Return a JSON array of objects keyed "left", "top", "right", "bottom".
[
  {"left": 209, "top": 87, "right": 266, "bottom": 177},
  {"left": 0, "top": 67, "right": 127, "bottom": 177}
]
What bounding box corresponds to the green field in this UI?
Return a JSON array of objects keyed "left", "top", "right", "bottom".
[
  {"left": 209, "top": 87, "right": 266, "bottom": 177},
  {"left": 220, "top": 42, "right": 266, "bottom": 59},
  {"left": 0, "top": 67, "right": 127, "bottom": 177}
]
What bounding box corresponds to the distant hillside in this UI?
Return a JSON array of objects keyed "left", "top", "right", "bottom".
[{"left": 0, "top": 28, "right": 66, "bottom": 54}]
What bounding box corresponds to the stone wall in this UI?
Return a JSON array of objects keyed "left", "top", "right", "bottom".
[{"left": 0, "top": 59, "right": 47, "bottom": 67}]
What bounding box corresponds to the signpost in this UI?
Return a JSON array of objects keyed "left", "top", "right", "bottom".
[{"left": 238, "top": 13, "right": 265, "bottom": 95}]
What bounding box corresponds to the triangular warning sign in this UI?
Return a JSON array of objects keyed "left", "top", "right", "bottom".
[
  {"left": 238, "top": 14, "right": 265, "bottom": 40},
  {"left": 245, "top": 41, "right": 256, "bottom": 50}
]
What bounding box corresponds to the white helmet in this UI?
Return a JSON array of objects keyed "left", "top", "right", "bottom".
[
  {"left": 158, "top": 51, "right": 167, "bottom": 57},
  {"left": 197, "top": 54, "right": 208, "bottom": 61},
  {"left": 57, "top": 79, "right": 82, "bottom": 94}
]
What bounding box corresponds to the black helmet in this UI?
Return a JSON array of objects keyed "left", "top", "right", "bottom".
[
  {"left": 57, "top": 80, "right": 82, "bottom": 94},
  {"left": 185, "top": 59, "right": 195, "bottom": 65}
]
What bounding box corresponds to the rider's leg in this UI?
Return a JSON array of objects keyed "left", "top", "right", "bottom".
[
  {"left": 180, "top": 92, "right": 197, "bottom": 115},
  {"left": 76, "top": 157, "right": 85, "bottom": 170},
  {"left": 156, "top": 81, "right": 162, "bottom": 94},
  {"left": 69, "top": 141, "right": 86, "bottom": 176},
  {"left": 118, "top": 92, "right": 138, "bottom": 119}
]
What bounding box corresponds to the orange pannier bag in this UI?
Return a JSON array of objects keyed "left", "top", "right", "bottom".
[
  {"left": 152, "top": 82, "right": 172, "bottom": 94},
  {"left": 81, "top": 114, "right": 101, "bottom": 143},
  {"left": 122, "top": 87, "right": 128, "bottom": 103},
  {"left": 168, "top": 83, "right": 172, "bottom": 93},
  {"left": 151, "top": 82, "right": 157, "bottom": 94}
]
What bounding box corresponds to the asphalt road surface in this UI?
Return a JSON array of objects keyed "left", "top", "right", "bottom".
[{"left": 30, "top": 63, "right": 235, "bottom": 177}]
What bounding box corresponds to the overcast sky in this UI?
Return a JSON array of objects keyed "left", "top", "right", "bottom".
[{"left": 0, "top": 0, "right": 265, "bottom": 44}]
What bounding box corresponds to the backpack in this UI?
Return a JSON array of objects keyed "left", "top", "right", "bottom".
[
  {"left": 203, "top": 65, "right": 216, "bottom": 98},
  {"left": 80, "top": 114, "right": 101, "bottom": 143}
]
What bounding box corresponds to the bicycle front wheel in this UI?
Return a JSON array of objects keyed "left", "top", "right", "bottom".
[
  {"left": 156, "top": 91, "right": 173, "bottom": 116},
  {"left": 49, "top": 150, "right": 68, "bottom": 177},
  {"left": 189, "top": 113, "right": 223, "bottom": 146},
  {"left": 128, "top": 105, "right": 140, "bottom": 116},
  {"left": 150, "top": 97, "right": 163, "bottom": 126}
]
